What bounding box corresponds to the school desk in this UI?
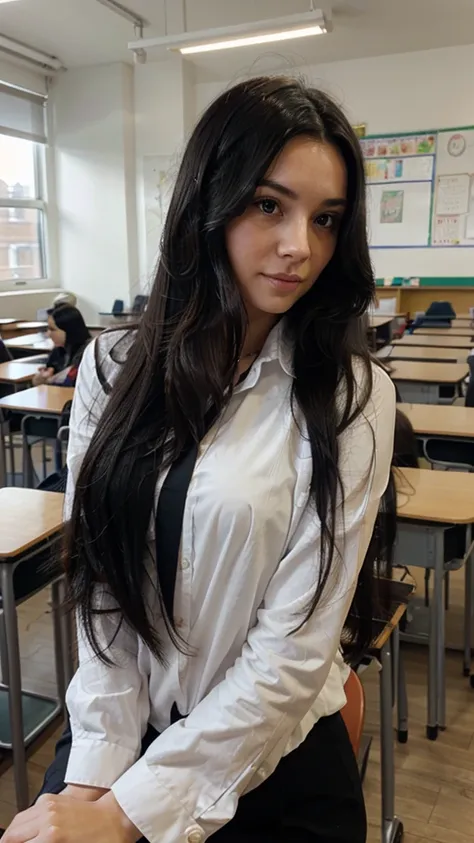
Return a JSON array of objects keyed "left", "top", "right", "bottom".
[
  {"left": 0, "top": 362, "right": 41, "bottom": 389},
  {"left": 4, "top": 333, "right": 53, "bottom": 359},
  {"left": 414, "top": 327, "right": 473, "bottom": 337},
  {"left": 393, "top": 335, "right": 472, "bottom": 349},
  {"left": 0, "top": 385, "right": 74, "bottom": 417},
  {"left": 389, "top": 361, "right": 468, "bottom": 404},
  {"left": 379, "top": 345, "right": 465, "bottom": 363},
  {"left": 396, "top": 468, "right": 474, "bottom": 740},
  {"left": 0, "top": 488, "right": 72, "bottom": 811}
]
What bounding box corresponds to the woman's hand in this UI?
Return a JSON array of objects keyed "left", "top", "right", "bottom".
[
  {"left": 3, "top": 792, "right": 140, "bottom": 843},
  {"left": 32, "top": 372, "right": 47, "bottom": 386}
]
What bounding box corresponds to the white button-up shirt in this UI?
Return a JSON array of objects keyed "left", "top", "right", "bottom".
[{"left": 64, "top": 323, "right": 395, "bottom": 843}]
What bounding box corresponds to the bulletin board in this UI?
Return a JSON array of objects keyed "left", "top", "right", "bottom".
[
  {"left": 432, "top": 129, "right": 474, "bottom": 246},
  {"left": 360, "top": 126, "right": 474, "bottom": 249}
]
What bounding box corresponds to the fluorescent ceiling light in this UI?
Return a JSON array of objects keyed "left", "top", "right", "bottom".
[
  {"left": 128, "top": 10, "right": 331, "bottom": 58},
  {"left": 180, "top": 25, "right": 324, "bottom": 55},
  {"left": 0, "top": 1, "right": 23, "bottom": 4}
]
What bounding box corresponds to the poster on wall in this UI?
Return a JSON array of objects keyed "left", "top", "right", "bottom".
[
  {"left": 360, "top": 133, "right": 436, "bottom": 159},
  {"left": 143, "top": 154, "right": 175, "bottom": 275},
  {"left": 380, "top": 190, "right": 404, "bottom": 224}
]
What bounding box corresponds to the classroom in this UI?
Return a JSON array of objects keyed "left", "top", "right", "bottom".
[{"left": 1, "top": 1, "right": 474, "bottom": 842}]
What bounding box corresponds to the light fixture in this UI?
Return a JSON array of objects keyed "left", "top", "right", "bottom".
[
  {"left": 0, "top": 1, "right": 23, "bottom": 4},
  {"left": 128, "top": 10, "right": 331, "bottom": 58},
  {"left": 180, "top": 25, "right": 325, "bottom": 55},
  {"left": 0, "top": 34, "right": 65, "bottom": 71}
]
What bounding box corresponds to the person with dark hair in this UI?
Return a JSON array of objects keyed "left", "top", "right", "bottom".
[
  {"left": 393, "top": 408, "right": 419, "bottom": 469},
  {"left": 5, "top": 76, "right": 396, "bottom": 843},
  {"left": 33, "top": 305, "right": 91, "bottom": 387}
]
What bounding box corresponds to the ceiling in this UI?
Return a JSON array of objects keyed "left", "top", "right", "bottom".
[{"left": 1, "top": 0, "right": 474, "bottom": 81}]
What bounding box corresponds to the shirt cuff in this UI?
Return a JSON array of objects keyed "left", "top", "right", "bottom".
[
  {"left": 112, "top": 756, "right": 205, "bottom": 843},
  {"left": 65, "top": 739, "right": 138, "bottom": 790}
]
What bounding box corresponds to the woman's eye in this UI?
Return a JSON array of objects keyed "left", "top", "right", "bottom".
[
  {"left": 315, "top": 213, "right": 335, "bottom": 229},
  {"left": 257, "top": 198, "right": 279, "bottom": 215}
]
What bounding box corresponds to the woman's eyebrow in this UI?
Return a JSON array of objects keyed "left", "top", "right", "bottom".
[
  {"left": 258, "top": 178, "right": 299, "bottom": 200},
  {"left": 258, "top": 179, "right": 347, "bottom": 209}
]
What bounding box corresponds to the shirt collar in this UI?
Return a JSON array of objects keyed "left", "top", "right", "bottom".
[{"left": 235, "top": 320, "right": 293, "bottom": 393}]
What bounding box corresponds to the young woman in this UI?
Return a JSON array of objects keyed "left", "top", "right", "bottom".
[
  {"left": 33, "top": 304, "right": 91, "bottom": 387},
  {"left": 5, "top": 76, "right": 396, "bottom": 843}
]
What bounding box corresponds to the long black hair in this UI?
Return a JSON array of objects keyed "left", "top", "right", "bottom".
[
  {"left": 67, "top": 76, "right": 395, "bottom": 665},
  {"left": 48, "top": 304, "right": 91, "bottom": 365}
]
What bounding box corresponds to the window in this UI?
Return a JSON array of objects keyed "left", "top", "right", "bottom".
[{"left": 0, "top": 84, "right": 47, "bottom": 286}]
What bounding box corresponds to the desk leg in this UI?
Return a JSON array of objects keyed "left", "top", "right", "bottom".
[
  {"left": 0, "top": 426, "right": 6, "bottom": 486},
  {"left": 427, "top": 544, "right": 439, "bottom": 740},
  {"left": 464, "top": 525, "right": 473, "bottom": 677},
  {"left": 1, "top": 563, "right": 28, "bottom": 810},
  {"left": 379, "top": 638, "right": 404, "bottom": 843},
  {"left": 51, "top": 580, "right": 66, "bottom": 705},
  {"left": 393, "top": 626, "right": 408, "bottom": 743},
  {"left": 434, "top": 532, "right": 446, "bottom": 731}
]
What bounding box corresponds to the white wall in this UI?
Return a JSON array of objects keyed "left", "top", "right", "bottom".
[
  {"left": 50, "top": 63, "right": 138, "bottom": 323},
  {"left": 134, "top": 57, "right": 194, "bottom": 284},
  {"left": 194, "top": 43, "right": 474, "bottom": 279}
]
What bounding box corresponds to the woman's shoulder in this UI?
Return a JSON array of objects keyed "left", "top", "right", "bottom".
[
  {"left": 351, "top": 355, "right": 395, "bottom": 416},
  {"left": 338, "top": 357, "right": 395, "bottom": 455},
  {"left": 76, "top": 328, "right": 135, "bottom": 402},
  {"left": 89, "top": 328, "right": 136, "bottom": 389}
]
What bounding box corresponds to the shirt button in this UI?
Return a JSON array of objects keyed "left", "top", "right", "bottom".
[
  {"left": 186, "top": 827, "right": 204, "bottom": 843},
  {"left": 181, "top": 557, "right": 190, "bottom": 571}
]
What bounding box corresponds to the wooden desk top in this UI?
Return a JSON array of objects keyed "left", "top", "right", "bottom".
[
  {"left": 452, "top": 319, "right": 473, "bottom": 326},
  {"left": 373, "top": 603, "right": 409, "bottom": 649},
  {"left": 0, "top": 318, "right": 16, "bottom": 326},
  {"left": 399, "top": 402, "right": 474, "bottom": 438},
  {"left": 369, "top": 315, "right": 396, "bottom": 328},
  {"left": 397, "top": 468, "right": 474, "bottom": 524},
  {"left": 0, "top": 385, "right": 74, "bottom": 415},
  {"left": 0, "top": 488, "right": 64, "bottom": 558},
  {"left": 10, "top": 354, "right": 47, "bottom": 365},
  {"left": 394, "top": 335, "right": 472, "bottom": 349},
  {"left": 381, "top": 345, "right": 465, "bottom": 362},
  {"left": 15, "top": 321, "right": 48, "bottom": 331},
  {"left": 4, "top": 333, "right": 53, "bottom": 352},
  {"left": 415, "top": 328, "right": 473, "bottom": 337},
  {"left": 0, "top": 361, "right": 41, "bottom": 384},
  {"left": 390, "top": 361, "right": 468, "bottom": 384}
]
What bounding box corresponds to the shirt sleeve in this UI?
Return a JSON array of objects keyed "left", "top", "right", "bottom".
[
  {"left": 107, "top": 365, "right": 396, "bottom": 843},
  {"left": 64, "top": 335, "right": 150, "bottom": 786}
]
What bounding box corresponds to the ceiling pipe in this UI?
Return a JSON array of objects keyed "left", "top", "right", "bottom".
[{"left": 95, "top": 0, "right": 148, "bottom": 28}]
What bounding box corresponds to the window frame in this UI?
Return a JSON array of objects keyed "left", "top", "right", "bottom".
[{"left": 0, "top": 137, "right": 48, "bottom": 287}]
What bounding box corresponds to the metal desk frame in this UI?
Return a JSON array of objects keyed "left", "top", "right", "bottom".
[
  {"left": 0, "top": 534, "right": 74, "bottom": 809},
  {"left": 396, "top": 520, "right": 473, "bottom": 739}
]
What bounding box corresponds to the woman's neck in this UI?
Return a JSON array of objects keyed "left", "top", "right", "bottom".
[{"left": 241, "top": 311, "right": 277, "bottom": 359}]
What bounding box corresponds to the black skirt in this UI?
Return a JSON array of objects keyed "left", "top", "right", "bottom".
[{"left": 38, "top": 710, "right": 366, "bottom": 842}]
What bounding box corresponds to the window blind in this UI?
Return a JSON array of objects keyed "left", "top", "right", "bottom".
[{"left": 0, "top": 82, "right": 46, "bottom": 143}]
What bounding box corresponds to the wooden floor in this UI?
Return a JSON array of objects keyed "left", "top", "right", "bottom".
[{"left": 1, "top": 593, "right": 474, "bottom": 841}]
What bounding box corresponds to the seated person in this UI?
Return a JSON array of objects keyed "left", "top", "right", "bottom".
[
  {"left": 53, "top": 291, "right": 77, "bottom": 308},
  {"left": 33, "top": 305, "right": 91, "bottom": 388}
]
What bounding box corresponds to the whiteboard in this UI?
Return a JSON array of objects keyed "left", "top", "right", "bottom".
[{"left": 367, "top": 182, "right": 432, "bottom": 247}]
